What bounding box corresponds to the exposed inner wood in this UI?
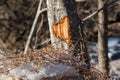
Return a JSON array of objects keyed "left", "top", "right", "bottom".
[{"left": 52, "top": 16, "right": 72, "bottom": 45}]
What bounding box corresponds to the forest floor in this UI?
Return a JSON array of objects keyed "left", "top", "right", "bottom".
[{"left": 0, "top": 39, "right": 120, "bottom": 80}]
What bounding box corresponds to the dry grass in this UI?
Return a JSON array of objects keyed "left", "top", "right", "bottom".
[{"left": 0, "top": 44, "right": 111, "bottom": 80}]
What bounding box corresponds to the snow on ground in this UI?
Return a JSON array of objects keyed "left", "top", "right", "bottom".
[
  {"left": 108, "top": 38, "right": 120, "bottom": 47},
  {"left": 9, "top": 63, "right": 78, "bottom": 80},
  {"left": 89, "top": 38, "right": 120, "bottom": 79},
  {"left": 0, "top": 74, "right": 13, "bottom": 80},
  {"left": 110, "top": 59, "right": 120, "bottom": 79},
  {"left": 0, "top": 38, "right": 120, "bottom": 80},
  {"left": 0, "top": 61, "right": 78, "bottom": 80},
  {"left": 0, "top": 50, "right": 78, "bottom": 80}
]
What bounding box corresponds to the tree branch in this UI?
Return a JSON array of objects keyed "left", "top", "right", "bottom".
[
  {"left": 36, "top": 38, "right": 51, "bottom": 47},
  {"left": 24, "top": 0, "right": 47, "bottom": 54},
  {"left": 34, "top": 14, "right": 44, "bottom": 49},
  {"left": 75, "top": 0, "right": 86, "bottom": 2},
  {"left": 83, "top": 0, "right": 119, "bottom": 21}
]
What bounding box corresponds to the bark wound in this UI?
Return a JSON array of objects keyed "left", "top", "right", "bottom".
[
  {"left": 47, "top": 0, "right": 90, "bottom": 68},
  {"left": 47, "top": 0, "right": 69, "bottom": 49},
  {"left": 52, "top": 16, "right": 72, "bottom": 45}
]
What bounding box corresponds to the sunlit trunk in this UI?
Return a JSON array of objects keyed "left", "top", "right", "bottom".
[
  {"left": 47, "top": 0, "right": 90, "bottom": 68},
  {"left": 98, "top": 0, "right": 109, "bottom": 75}
]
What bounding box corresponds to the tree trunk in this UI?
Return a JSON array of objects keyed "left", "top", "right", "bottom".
[
  {"left": 46, "top": 0, "right": 68, "bottom": 49},
  {"left": 47, "top": 0, "right": 90, "bottom": 68},
  {"left": 98, "top": 0, "right": 109, "bottom": 75}
]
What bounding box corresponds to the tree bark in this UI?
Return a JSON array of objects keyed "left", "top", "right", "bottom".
[
  {"left": 98, "top": 0, "right": 109, "bottom": 75},
  {"left": 46, "top": 0, "right": 69, "bottom": 49},
  {"left": 47, "top": 0, "right": 90, "bottom": 68}
]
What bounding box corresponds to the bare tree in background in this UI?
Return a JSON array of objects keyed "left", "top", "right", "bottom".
[
  {"left": 47, "top": 0, "right": 90, "bottom": 68},
  {"left": 98, "top": 0, "right": 109, "bottom": 75}
]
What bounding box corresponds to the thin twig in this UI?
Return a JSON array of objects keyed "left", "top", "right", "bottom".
[
  {"left": 34, "top": 14, "right": 44, "bottom": 49},
  {"left": 82, "top": 0, "right": 119, "bottom": 21},
  {"left": 75, "top": 0, "right": 86, "bottom": 2},
  {"left": 24, "top": 0, "right": 45, "bottom": 54},
  {"left": 38, "top": 8, "right": 47, "bottom": 15},
  {"left": 36, "top": 38, "right": 51, "bottom": 47}
]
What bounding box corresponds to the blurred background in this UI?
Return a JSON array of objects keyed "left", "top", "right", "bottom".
[{"left": 0, "top": 0, "right": 120, "bottom": 54}]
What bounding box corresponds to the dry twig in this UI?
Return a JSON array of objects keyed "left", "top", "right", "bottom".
[{"left": 24, "top": 0, "right": 47, "bottom": 54}]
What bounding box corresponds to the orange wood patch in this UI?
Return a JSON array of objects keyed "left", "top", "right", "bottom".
[{"left": 52, "top": 16, "right": 72, "bottom": 44}]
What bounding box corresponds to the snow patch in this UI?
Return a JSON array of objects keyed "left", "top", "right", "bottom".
[{"left": 9, "top": 63, "right": 78, "bottom": 80}]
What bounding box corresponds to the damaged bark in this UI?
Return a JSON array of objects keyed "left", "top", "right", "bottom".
[{"left": 47, "top": 0, "right": 90, "bottom": 68}]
